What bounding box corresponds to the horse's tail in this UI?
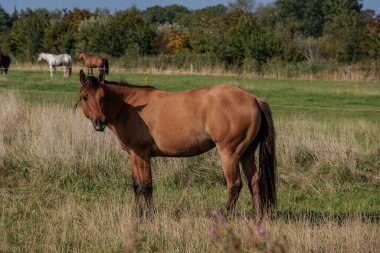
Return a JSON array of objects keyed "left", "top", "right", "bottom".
[
  {"left": 256, "top": 97, "right": 276, "bottom": 214},
  {"left": 67, "top": 56, "right": 72, "bottom": 76},
  {"left": 103, "top": 59, "right": 109, "bottom": 75},
  {"left": 68, "top": 59, "right": 72, "bottom": 76}
]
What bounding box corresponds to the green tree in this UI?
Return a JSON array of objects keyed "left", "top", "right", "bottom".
[
  {"left": 275, "top": 0, "right": 324, "bottom": 38},
  {"left": 302, "top": 0, "right": 324, "bottom": 37},
  {"left": 108, "top": 8, "right": 155, "bottom": 57},
  {"left": 144, "top": 5, "right": 190, "bottom": 24},
  {"left": 323, "top": 5, "right": 365, "bottom": 62},
  {"left": 42, "top": 10, "right": 66, "bottom": 54},
  {"left": 78, "top": 8, "right": 155, "bottom": 57},
  {"left": 183, "top": 5, "right": 228, "bottom": 54},
  {"left": 323, "top": 0, "right": 363, "bottom": 24},
  {"left": 362, "top": 12, "right": 380, "bottom": 59},
  {"left": 228, "top": 0, "right": 256, "bottom": 13},
  {"left": 274, "top": 17, "right": 304, "bottom": 62},
  {"left": 0, "top": 5, "right": 13, "bottom": 53},
  {"left": 77, "top": 11, "right": 111, "bottom": 54},
  {"left": 218, "top": 15, "right": 282, "bottom": 69},
  {"left": 320, "top": 0, "right": 365, "bottom": 62},
  {"left": 0, "top": 5, "right": 12, "bottom": 33},
  {"left": 61, "top": 8, "right": 93, "bottom": 55},
  {"left": 10, "top": 8, "right": 49, "bottom": 61},
  {"left": 0, "top": 8, "right": 18, "bottom": 54},
  {"left": 62, "top": 8, "right": 92, "bottom": 33},
  {"left": 255, "top": 4, "right": 279, "bottom": 29}
]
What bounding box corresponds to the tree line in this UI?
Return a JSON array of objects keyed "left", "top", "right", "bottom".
[{"left": 0, "top": 0, "right": 379, "bottom": 72}]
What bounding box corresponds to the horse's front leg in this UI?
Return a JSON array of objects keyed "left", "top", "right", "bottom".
[
  {"left": 49, "top": 65, "right": 54, "bottom": 78},
  {"left": 130, "top": 151, "right": 154, "bottom": 218}
]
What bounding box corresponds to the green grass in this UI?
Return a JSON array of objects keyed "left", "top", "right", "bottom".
[{"left": 1, "top": 70, "right": 379, "bottom": 122}]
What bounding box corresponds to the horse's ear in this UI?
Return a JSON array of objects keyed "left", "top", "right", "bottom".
[
  {"left": 98, "top": 70, "right": 105, "bottom": 84},
  {"left": 80, "top": 69, "right": 87, "bottom": 86}
]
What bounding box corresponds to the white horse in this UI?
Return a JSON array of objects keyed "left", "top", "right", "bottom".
[{"left": 37, "top": 53, "right": 72, "bottom": 78}]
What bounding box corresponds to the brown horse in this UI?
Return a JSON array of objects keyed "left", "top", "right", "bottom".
[
  {"left": 78, "top": 70, "right": 276, "bottom": 221},
  {"left": 78, "top": 53, "right": 109, "bottom": 75}
]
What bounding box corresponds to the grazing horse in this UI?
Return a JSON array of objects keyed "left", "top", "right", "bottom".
[
  {"left": 78, "top": 70, "right": 276, "bottom": 221},
  {"left": 0, "top": 52, "right": 11, "bottom": 75},
  {"left": 37, "top": 53, "right": 72, "bottom": 78},
  {"left": 78, "top": 53, "right": 109, "bottom": 76}
]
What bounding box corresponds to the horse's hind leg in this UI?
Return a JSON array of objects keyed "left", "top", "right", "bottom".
[
  {"left": 219, "top": 150, "right": 242, "bottom": 214},
  {"left": 240, "top": 142, "right": 261, "bottom": 222}
]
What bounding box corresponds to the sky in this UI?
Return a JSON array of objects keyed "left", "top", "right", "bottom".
[{"left": 0, "top": 0, "right": 379, "bottom": 14}]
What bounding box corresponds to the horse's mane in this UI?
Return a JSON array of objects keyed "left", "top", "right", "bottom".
[
  {"left": 75, "top": 77, "right": 157, "bottom": 110},
  {"left": 79, "top": 77, "right": 156, "bottom": 96}
]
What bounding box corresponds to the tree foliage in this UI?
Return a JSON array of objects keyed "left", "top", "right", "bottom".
[
  {"left": 218, "top": 14, "right": 282, "bottom": 68},
  {"left": 8, "top": 8, "right": 49, "bottom": 61},
  {"left": 0, "top": 0, "right": 377, "bottom": 67}
]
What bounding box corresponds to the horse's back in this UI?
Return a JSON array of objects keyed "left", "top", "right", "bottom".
[
  {"left": 147, "top": 84, "right": 258, "bottom": 127},
  {"left": 156, "top": 84, "right": 257, "bottom": 116},
  {"left": 83, "top": 54, "right": 103, "bottom": 67},
  {"left": 62, "top": 54, "right": 71, "bottom": 60}
]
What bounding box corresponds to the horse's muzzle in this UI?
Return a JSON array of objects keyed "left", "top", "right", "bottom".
[{"left": 93, "top": 118, "right": 107, "bottom": 132}]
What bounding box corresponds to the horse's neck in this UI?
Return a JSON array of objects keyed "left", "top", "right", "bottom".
[
  {"left": 43, "top": 54, "right": 53, "bottom": 62},
  {"left": 107, "top": 84, "right": 148, "bottom": 106}
]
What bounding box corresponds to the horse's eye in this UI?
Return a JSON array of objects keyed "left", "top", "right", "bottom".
[{"left": 82, "top": 95, "right": 89, "bottom": 102}]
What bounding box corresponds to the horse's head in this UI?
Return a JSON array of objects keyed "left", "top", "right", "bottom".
[
  {"left": 79, "top": 69, "right": 107, "bottom": 132},
  {"left": 37, "top": 53, "right": 43, "bottom": 63},
  {"left": 78, "top": 53, "right": 87, "bottom": 60}
]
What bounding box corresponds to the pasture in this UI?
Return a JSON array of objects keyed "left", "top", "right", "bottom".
[{"left": 0, "top": 69, "right": 379, "bottom": 252}]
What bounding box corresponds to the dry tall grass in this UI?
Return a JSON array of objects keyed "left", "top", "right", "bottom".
[{"left": 0, "top": 92, "right": 379, "bottom": 252}]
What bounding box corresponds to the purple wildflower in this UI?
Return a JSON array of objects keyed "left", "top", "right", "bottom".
[
  {"left": 257, "top": 225, "right": 266, "bottom": 237},
  {"left": 211, "top": 208, "right": 220, "bottom": 217}
]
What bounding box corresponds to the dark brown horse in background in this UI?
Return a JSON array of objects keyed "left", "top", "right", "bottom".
[
  {"left": 78, "top": 53, "right": 109, "bottom": 75},
  {"left": 0, "top": 52, "right": 11, "bottom": 75},
  {"left": 78, "top": 70, "right": 276, "bottom": 221}
]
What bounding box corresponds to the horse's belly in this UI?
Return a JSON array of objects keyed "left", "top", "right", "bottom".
[{"left": 151, "top": 133, "right": 215, "bottom": 157}]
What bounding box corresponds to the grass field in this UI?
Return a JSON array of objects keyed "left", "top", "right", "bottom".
[{"left": 0, "top": 69, "right": 379, "bottom": 252}]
